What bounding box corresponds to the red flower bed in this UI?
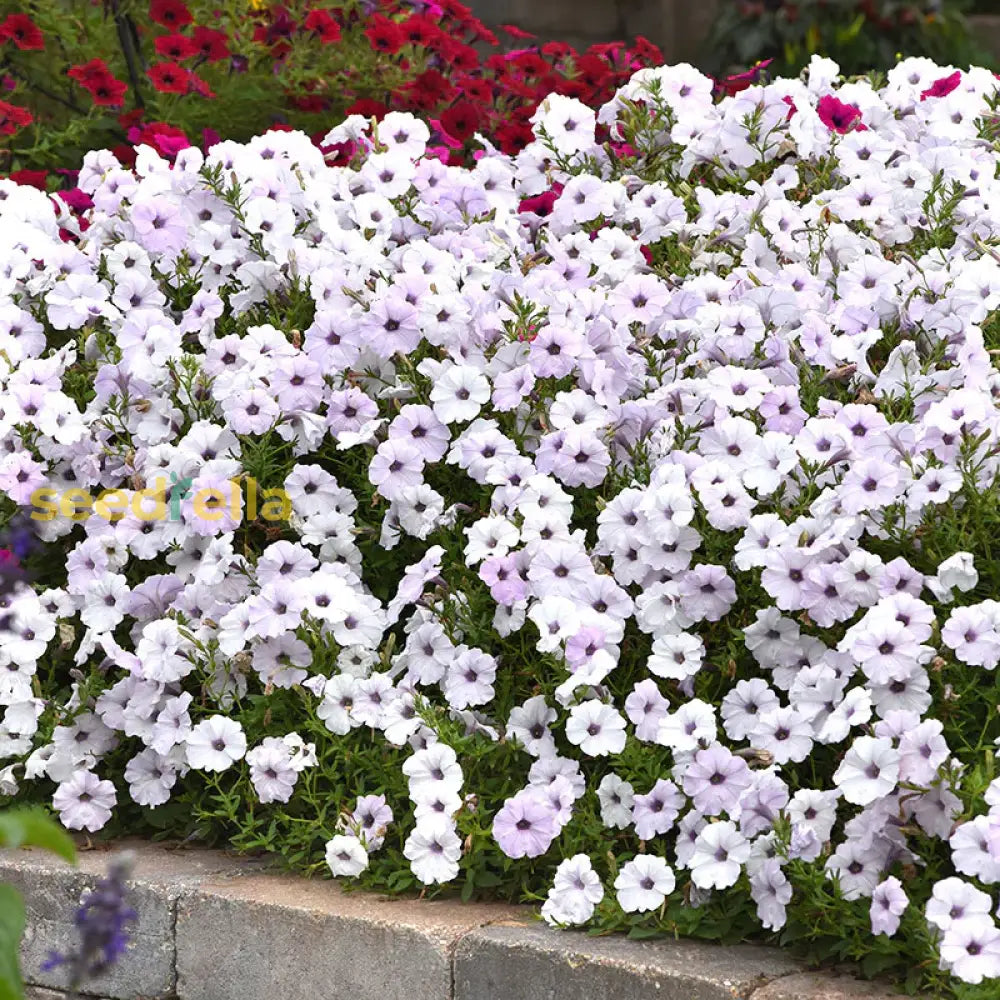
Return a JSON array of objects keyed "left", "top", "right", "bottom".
[
  {"left": 0, "top": 2, "right": 663, "bottom": 174},
  {"left": 0, "top": 0, "right": 765, "bottom": 215}
]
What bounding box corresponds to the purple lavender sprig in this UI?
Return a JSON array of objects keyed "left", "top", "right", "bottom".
[{"left": 41, "top": 852, "right": 138, "bottom": 990}]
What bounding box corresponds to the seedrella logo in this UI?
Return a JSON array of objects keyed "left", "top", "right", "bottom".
[{"left": 30, "top": 473, "right": 291, "bottom": 523}]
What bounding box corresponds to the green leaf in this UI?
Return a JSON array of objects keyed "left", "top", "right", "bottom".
[
  {"left": 472, "top": 871, "right": 502, "bottom": 888},
  {"left": 834, "top": 13, "right": 866, "bottom": 45},
  {"left": 0, "top": 809, "right": 76, "bottom": 864},
  {"left": 0, "top": 884, "right": 26, "bottom": 1000},
  {"left": 460, "top": 876, "right": 476, "bottom": 902},
  {"left": 626, "top": 925, "right": 662, "bottom": 941}
]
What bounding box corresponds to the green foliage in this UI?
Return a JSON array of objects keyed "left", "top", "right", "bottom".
[
  {"left": 703, "top": 0, "right": 995, "bottom": 80},
  {"left": 0, "top": 885, "right": 26, "bottom": 1000},
  {"left": 0, "top": 808, "right": 77, "bottom": 1000},
  {"left": 0, "top": 809, "right": 77, "bottom": 863}
]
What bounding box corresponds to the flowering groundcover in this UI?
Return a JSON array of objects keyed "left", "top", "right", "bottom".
[{"left": 2, "top": 53, "right": 1000, "bottom": 998}]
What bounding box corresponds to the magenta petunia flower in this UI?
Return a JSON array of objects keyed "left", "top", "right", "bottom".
[
  {"left": 921, "top": 71, "right": 961, "bottom": 101},
  {"left": 817, "top": 95, "right": 865, "bottom": 134}
]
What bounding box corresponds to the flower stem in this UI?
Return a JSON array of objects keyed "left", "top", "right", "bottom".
[{"left": 110, "top": 2, "right": 145, "bottom": 110}]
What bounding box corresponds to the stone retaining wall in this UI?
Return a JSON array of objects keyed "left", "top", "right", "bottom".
[{"left": 4, "top": 841, "right": 906, "bottom": 1000}]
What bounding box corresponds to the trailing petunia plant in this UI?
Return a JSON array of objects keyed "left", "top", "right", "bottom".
[{"left": 3, "top": 50, "right": 1000, "bottom": 999}]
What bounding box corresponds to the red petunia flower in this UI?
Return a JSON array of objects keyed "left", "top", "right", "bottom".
[
  {"left": 714, "top": 58, "right": 773, "bottom": 98},
  {"left": 407, "top": 68, "right": 454, "bottom": 105},
  {"left": 630, "top": 36, "right": 663, "bottom": 65},
  {"left": 154, "top": 32, "right": 198, "bottom": 60},
  {"left": 345, "top": 97, "right": 388, "bottom": 120},
  {"left": 399, "top": 14, "right": 440, "bottom": 47},
  {"left": 921, "top": 71, "right": 961, "bottom": 101},
  {"left": 253, "top": 6, "right": 297, "bottom": 46},
  {"left": 437, "top": 38, "right": 479, "bottom": 72},
  {"left": 315, "top": 135, "right": 355, "bottom": 167},
  {"left": 493, "top": 119, "right": 533, "bottom": 155},
  {"left": 68, "top": 58, "right": 128, "bottom": 107},
  {"left": 455, "top": 75, "right": 491, "bottom": 104},
  {"left": 252, "top": 34, "right": 292, "bottom": 59},
  {"left": 518, "top": 183, "right": 563, "bottom": 217},
  {"left": 507, "top": 52, "right": 549, "bottom": 78},
  {"left": 541, "top": 41, "right": 575, "bottom": 61},
  {"left": 574, "top": 53, "right": 614, "bottom": 90},
  {"left": 118, "top": 108, "right": 145, "bottom": 130},
  {"left": 365, "top": 15, "right": 403, "bottom": 54},
  {"left": 498, "top": 23, "right": 536, "bottom": 40},
  {"left": 55, "top": 187, "right": 94, "bottom": 213},
  {"left": 304, "top": 8, "right": 341, "bottom": 44},
  {"left": 86, "top": 72, "right": 128, "bottom": 107},
  {"left": 554, "top": 78, "right": 590, "bottom": 101},
  {"left": 188, "top": 71, "right": 215, "bottom": 99},
  {"left": 470, "top": 23, "right": 498, "bottom": 46},
  {"left": 192, "top": 26, "right": 229, "bottom": 62},
  {"left": 291, "top": 93, "right": 328, "bottom": 113},
  {"left": 148, "top": 61, "right": 191, "bottom": 94},
  {"left": 0, "top": 99, "right": 33, "bottom": 135},
  {"left": 816, "top": 94, "right": 865, "bottom": 134},
  {"left": 400, "top": 87, "right": 441, "bottom": 112},
  {"left": 495, "top": 71, "right": 537, "bottom": 100},
  {"left": 149, "top": 0, "right": 193, "bottom": 29},
  {"left": 589, "top": 41, "right": 626, "bottom": 62},
  {"left": 112, "top": 143, "right": 138, "bottom": 167},
  {"left": 439, "top": 100, "right": 482, "bottom": 142},
  {"left": 68, "top": 58, "right": 113, "bottom": 86},
  {"left": 429, "top": 120, "right": 462, "bottom": 150},
  {"left": 0, "top": 13, "right": 44, "bottom": 50},
  {"left": 128, "top": 120, "right": 191, "bottom": 158},
  {"left": 9, "top": 169, "right": 47, "bottom": 189},
  {"left": 439, "top": 0, "right": 476, "bottom": 23}
]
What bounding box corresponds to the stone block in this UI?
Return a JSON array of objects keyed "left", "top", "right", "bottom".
[
  {"left": 175, "top": 870, "right": 520, "bottom": 1000},
  {"left": 24, "top": 988, "right": 82, "bottom": 1000},
  {"left": 1, "top": 840, "right": 264, "bottom": 1000},
  {"left": 751, "top": 971, "right": 901, "bottom": 1000},
  {"left": 454, "top": 921, "right": 802, "bottom": 1000}
]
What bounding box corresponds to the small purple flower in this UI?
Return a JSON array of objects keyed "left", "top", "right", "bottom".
[
  {"left": 3, "top": 513, "right": 36, "bottom": 560},
  {"left": 0, "top": 513, "right": 35, "bottom": 611},
  {"left": 681, "top": 744, "right": 752, "bottom": 816},
  {"left": 632, "top": 778, "right": 683, "bottom": 840},
  {"left": 870, "top": 876, "right": 908, "bottom": 937},
  {"left": 788, "top": 823, "right": 822, "bottom": 862},
  {"left": 492, "top": 789, "right": 559, "bottom": 859},
  {"left": 42, "top": 853, "right": 138, "bottom": 988}
]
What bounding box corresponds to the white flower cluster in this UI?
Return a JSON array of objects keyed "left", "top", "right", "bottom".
[{"left": 2, "top": 54, "right": 1000, "bottom": 985}]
